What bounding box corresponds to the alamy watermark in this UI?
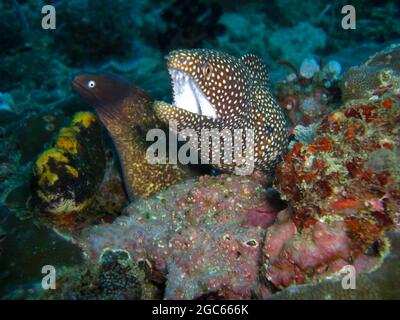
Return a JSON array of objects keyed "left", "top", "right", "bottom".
[
  {"left": 41, "top": 265, "right": 56, "bottom": 290},
  {"left": 341, "top": 5, "right": 356, "bottom": 30},
  {"left": 40, "top": 4, "right": 356, "bottom": 31},
  {"left": 41, "top": 5, "right": 56, "bottom": 30},
  {"left": 340, "top": 265, "right": 356, "bottom": 290},
  {"left": 146, "top": 121, "right": 255, "bottom": 175}
]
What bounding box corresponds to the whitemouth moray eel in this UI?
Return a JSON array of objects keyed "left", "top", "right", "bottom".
[{"left": 154, "top": 49, "right": 289, "bottom": 174}]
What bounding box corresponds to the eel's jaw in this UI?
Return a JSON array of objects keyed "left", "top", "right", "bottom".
[{"left": 169, "top": 68, "right": 217, "bottom": 119}]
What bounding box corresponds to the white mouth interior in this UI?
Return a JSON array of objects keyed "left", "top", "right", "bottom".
[{"left": 169, "top": 68, "right": 217, "bottom": 119}]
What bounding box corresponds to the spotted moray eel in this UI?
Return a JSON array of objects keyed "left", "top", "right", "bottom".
[{"left": 154, "top": 48, "right": 289, "bottom": 174}]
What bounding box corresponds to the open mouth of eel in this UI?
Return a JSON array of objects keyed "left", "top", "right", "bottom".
[{"left": 169, "top": 68, "right": 218, "bottom": 119}]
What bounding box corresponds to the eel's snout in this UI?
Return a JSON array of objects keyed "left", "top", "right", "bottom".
[
  {"left": 71, "top": 75, "right": 82, "bottom": 92},
  {"left": 72, "top": 75, "right": 95, "bottom": 104}
]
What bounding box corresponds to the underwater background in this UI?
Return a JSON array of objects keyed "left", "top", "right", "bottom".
[{"left": 0, "top": 0, "right": 400, "bottom": 299}]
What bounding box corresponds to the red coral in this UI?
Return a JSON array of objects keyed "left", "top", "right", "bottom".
[
  {"left": 330, "top": 198, "right": 364, "bottom": 212},
  {"left": 308, "top": 137, "right": 333, "bottom": 152},
  {"left": 382, "top": 99, "right": 393, "bottom": 109},
  {"left": 344, "top": 104, "right": 377, "bottom": 123}
]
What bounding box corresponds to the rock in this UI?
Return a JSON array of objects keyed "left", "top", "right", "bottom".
[
  {"left": 262, "top": 210, "right": 378, "bottom": 288},
  {"left": 275, "top": 57, "right": 342, "bottom": 129},
  {"left": 271, "top": 83, "right": 399, "bottom": 288}
]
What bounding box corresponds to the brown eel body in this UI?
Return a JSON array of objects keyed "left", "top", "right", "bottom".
[{"left": 72, "top": 73, "right": 192, "bottom": 201}]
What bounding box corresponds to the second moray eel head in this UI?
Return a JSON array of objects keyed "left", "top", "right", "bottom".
[
  {"left": 72, "top": 73, "right": 131, "bottom": 106},
  {"left": 72, "top": 73, "right": 158, "bottom": 131},
  {"left": 72, "top": 73, "right": 193, "bottom": 200}
]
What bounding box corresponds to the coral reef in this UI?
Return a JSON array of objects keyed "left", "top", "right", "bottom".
[
  {"left": 0, "top": 1, "right": 29, "bottom": 51},
  {"left": 0, "top": 94, "right": 108, "bottom": 223},
  {"left": 268, "top": 23, "right": 327, "bottom": 67},
  {"left": 55, "top": 1, "right": 137, "bottom": 64},
  {"left": 276, "top": 49, "right": 400, "bottom": 232},
  {"left": 262, "top": 209, "right": 381, "bottom": 288},
  {"left": 2, "top": 0, "right": 400, "bottom": 301},
  {"left": 332, "top": 1, "right": 400, "bottom": 46},
  {"left": 0, "top": 204, "right": 84, "bottom": 298},
  {"left": 276, "top": 96, "right": 399, "bottom": 227},
  {"left": 88, "top": 155, "right": 128, "bottom": 218},
  {"left": 0, "top": 0, "right": 73, "bottom": 93},
  {"left": 215, "top": 9, "right": 272, "bottom": 61},
  {"left": 0, "top": 93, "right": 14, "bottom": 112},
  {"left": 77, "top": 174, "right": 282, "bottom": 299},
  {"left": 276, "top": 1, "right": 400, "bottom": 53},
  {"left": 0, "top": 221, "right": 5, "bottom": 258},
  {"left": 269, "top": 48, "right": 400, "bottom": 287},
  {"left": 291, "top": 124, "right": 318, "bottom": 146},
  {"left": 269, "top": 0, "right": 326, "bottom": 26},
  {"left": 25, "top": 111, "right": 130, "bottom": 235}
]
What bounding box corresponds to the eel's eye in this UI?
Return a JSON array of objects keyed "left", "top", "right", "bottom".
[
  {"left": 87, "top": 80, "right": 96, "bottom": 88},
  {"left": 201, "top": 63, "right": 213, "bottom": 79}
]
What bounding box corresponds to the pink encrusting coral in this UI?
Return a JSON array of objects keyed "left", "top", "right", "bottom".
[
  {"left": 266, "top": 230, "right": 400, "bottom": 300},
  {"left": 77, "top": 174, "right": 279, "bottom": 299},
  {"left": 262, "top": 210, "right": 381, "bottom": 288},
  {"left": 166, "top": 224, "right": 266, "bottom": 299}
]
